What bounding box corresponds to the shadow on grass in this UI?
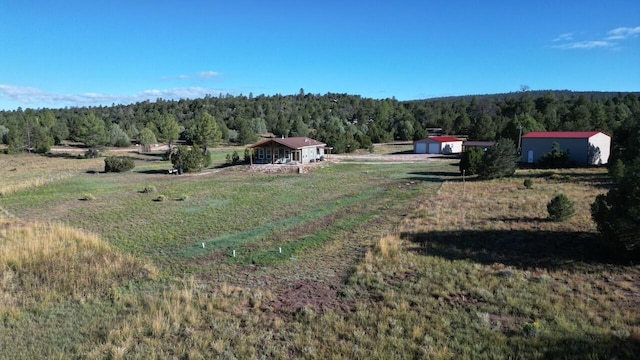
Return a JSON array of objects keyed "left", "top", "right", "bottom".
[
  {"left": 536, "top": 333, "right": 640, "bottom": 360},
  {"left": 406, "top": 171, "right": 462, "bottom": 183},
  {"left": 45, "top": 152, "right": 84, "bottom": 159},
  {"left": 513, "top": 168, "right": 612, "bottom": 188},
  {"left": 136, "top": 169, "right": 172, "bottom": 175},
  {"left": 126, "top": 152, "right": 167, "bottom": 161},
  {"left": 487, "top": 217, "right": 549, "bottom": 223},
  {"left": 403, "top": 229, "right": 630, "bottom": 269},
  {"left": 390, "top": 149, "right": 414, "bottom": 155}
]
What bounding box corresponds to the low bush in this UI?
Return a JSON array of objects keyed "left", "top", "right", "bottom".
[
  {"left": 522, "top": 321, "right": 541, "bottom": 337},
  {"left": 154, "top": 195, "right": 167, "bottom": 202},
  {"left": 547, "top": 193, "right": 575, "bottom": 221},
  {"left": 141, "top": 185, "right": 157, "bottom": 194},
  {"left": 104, "top": 156, "right": 135, "bottom": 173},
  {"left": 523, "top": 178, "right": 533, "bottom": 189},
  {"left": 80, "top": 193, "right": 95, "bottom": 201},
  {"left": 171, "top": 145, "right": 209, "bottom": 173},
  {"left": 84, "top": 148, "right": 101, "bottom": 159},
  {"left": 225, "top": 150, "right": 242, "bottom": 166}
]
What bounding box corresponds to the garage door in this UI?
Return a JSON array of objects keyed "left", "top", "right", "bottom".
[
  {"left": 428, "top": 143, "right": 440, "bottom": 154},
  {"left": 415, "top": 143, "right": 427, "bottom": 154}
]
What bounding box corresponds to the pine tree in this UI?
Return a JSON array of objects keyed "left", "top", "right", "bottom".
[
  {"left": 592, "top": 157, "right": 640, "bottom": 256},
  {"left": 478, "top": 138, "right": 518, "bottom": 179}
]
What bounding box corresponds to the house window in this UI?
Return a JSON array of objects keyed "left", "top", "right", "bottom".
[
  {"left": 266, "top": 148, "right": 272, "bottom": 159},
  {"left": 257, "top": 148, "right": 264, "bottom": 159},
  {"left": 284, "top": 149, "right": 290, "bottom": 160}
]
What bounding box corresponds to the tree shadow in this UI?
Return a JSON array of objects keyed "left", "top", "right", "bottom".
[
  {"left": 403, "top": 229, "right": 629, "bottom": 269},
  {"left": 390, "top": 149, "right": 414, "bottom": 155},
  {"left": 405, "top": 170, "right": 485, "bottom": 183},
  {"left": 513, "top": 168, "right": 612, "bottom": 186},
  {"left": 487, "top": 217, "right": 549, "bottom": 223},
  {"left": 406, "top": 170, "right": 462, "bottom": 183},
  {"left": 45, "top": 152, "right": 84, "bottom": 159},
  {"left": 136, "top": 169, "right": 173, "bottom": 175},
  {"left": 126, "top": 152, "right": 167, "bottom": 161},
  {"left": 534, "top": 333, "right": 640, "bottom": 359}
]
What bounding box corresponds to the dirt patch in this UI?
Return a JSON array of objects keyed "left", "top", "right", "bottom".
[
  {"left": 268, "top": 279, "right": 352, "bottom": 314},
  {"left": 330, "top": 153, "right": 457, "bottom": 164},
  {"left": 489, "top": 313, "right": 524, "bottom": 334}
]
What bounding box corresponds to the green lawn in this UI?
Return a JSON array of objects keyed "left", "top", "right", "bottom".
[
  {"left": 1, "top": 154, "right": 638, "bottom": 359},
  {"left": 2, "top": 157, "right": 449, "bottom": 279}
]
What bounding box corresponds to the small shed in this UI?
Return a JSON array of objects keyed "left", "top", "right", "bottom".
[
  {"left": 414, "top": 136, "right": 463, "bottom": 154},
  {"left": 520, "top": 131, "right": 611, "bottom": 165}
]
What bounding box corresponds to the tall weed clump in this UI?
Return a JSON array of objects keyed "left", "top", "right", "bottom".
[
  {"left": 374, "top": 235, "right": 401, "bottom": 259},
  {"left": 0, "top": 219, "right": 156, "bottom": 312}
]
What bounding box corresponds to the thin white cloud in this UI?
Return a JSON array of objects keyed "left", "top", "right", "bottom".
[
  {"left": 163, "top": 70, "right": 220, "bottom": 81},
  {"left": 552, "top": 25, "right": 639, "bottom": 50},
  {"left": 552, "top": 40, "right": 613, "bottom": 50},
  {"left": 606, "top": 26, "right": 640, "bottom": 40},
  {"left": 553, "top": 33, "right": 573, "bottom": 42},
  {"left": 198, "top": 71, "right": 219, "bottom": 78},
  {"left": 0, "top": 84, "right": 230, "bottom": 109}
]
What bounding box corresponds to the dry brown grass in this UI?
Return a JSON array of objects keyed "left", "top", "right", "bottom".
[
  {"left": 404, "top": 168, "right": 607, "bottom": 234},
  {"left": 374, "top": 234, "right": 401, "bottom": 259},
  {"left": 340, "top": 167, "right": 640, "bottom": 359},
  {"left": 0, "top": 153, "right": 102, "bottom": 196},
  {"left": 0, "top": 215, "right": 156, "bottom": 315}
]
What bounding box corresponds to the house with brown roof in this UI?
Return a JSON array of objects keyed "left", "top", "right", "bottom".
[
  {"left": 414, "top": 136, "right": 463, "bottom": 154},
  {"left": 249, "top": 137, "right": 329, "bottom": 164},
  {"left": 520, "top": 131, "right": 611, "bottom": 165}
]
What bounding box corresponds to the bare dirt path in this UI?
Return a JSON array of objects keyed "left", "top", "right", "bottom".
[{"left": 329, "top": 152, "right": 456, "bottom": 164}]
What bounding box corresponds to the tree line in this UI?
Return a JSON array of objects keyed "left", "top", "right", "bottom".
[{"left": 1, "top": 90, "right": 639, "bottom": 156}]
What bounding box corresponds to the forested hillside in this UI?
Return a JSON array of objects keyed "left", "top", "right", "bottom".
[{"left": 1, "top": 90, "right": 639, "bottom": 156}]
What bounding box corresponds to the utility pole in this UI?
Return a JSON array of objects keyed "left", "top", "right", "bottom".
[{"left": 517, "top": 125, "right": 523, "bottom": 155}]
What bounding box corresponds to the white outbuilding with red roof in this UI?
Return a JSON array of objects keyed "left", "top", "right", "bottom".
[
  {"left": 414, "top": 136, "right": 463, "bottom": 154},
  {"left": 520, "top": 131, "right": 611, "bottom": 165}
]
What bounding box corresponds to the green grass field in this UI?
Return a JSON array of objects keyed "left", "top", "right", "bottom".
[{"left": 0, "top": 150, "right": 638, "bottom": 359}]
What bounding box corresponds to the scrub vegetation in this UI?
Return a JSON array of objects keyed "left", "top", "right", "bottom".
[{"left": 0, "top": 149, "right": 638, "bottom": 359}]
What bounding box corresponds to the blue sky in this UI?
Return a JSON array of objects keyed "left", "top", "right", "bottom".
[{"left": 0, "top": 0, "right": 638, "bottom": 110}]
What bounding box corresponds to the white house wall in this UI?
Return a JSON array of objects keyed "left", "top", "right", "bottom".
[
  {"left": 300, "top": 147, "right": 324, "bottom": 163},
  {"left": 588, "top": 133, "right": 611, "bottom": 165},
  {"left": 441, "top": 141, "right": 463, "bottom": 154}
]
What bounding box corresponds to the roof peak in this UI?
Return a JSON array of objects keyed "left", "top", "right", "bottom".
[{"left": 522, "top": 131, "right": 606, "bottom": 139}]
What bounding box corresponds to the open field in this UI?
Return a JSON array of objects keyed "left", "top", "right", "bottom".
[{"left": 0, "top": 150, "right": 638, "bottom": 359}]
